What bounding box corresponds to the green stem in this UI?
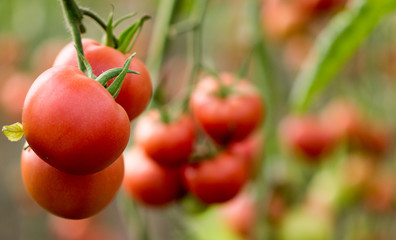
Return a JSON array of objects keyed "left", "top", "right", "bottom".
[
  {"left": 181, "top": 0, "right": 209, "bottom": 112},
  {"left": 60, "top": 0, "right": 86, "bottom": 73},
  {"left": 79, "top": 7, "right": 119, "bottom": 48},
  {"left": 146, "top": 0, "right": 177, "bottom": 88}
]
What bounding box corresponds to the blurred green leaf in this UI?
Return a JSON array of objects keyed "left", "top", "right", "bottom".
[{"left": 290, "top": 0, "right": 396, "bottom": 112}]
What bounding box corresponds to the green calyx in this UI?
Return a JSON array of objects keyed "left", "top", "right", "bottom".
[{"left": 75, "top": 49, "right": 138, "bottom": 99}]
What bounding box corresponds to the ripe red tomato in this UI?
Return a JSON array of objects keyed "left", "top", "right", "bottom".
[
  {"left": 279, "top": 115, "right": 336, "bottom": 161},
  {"left": 190, "top": 73, "right": 264, "bottom": 145},
  {"left": 134, "top": 110, "right": 195, "bottom": 167},
  {"left": 228, "top": 132, "right": 264, "bottom": 173},
  {"left": 22, "top": 65, "right": 130, "bottom": 175},
  {"left": 122, "top": 146, "right": 184, "bottom": 206},
  {"left": 182, "top": 153, "right": 248, "bottom": 204},
  {"left": 53, "top": 38, "right": 152, "bottom": 121},
  {"left": 21, "top": 144, "right": 124, "bottom": 219}
]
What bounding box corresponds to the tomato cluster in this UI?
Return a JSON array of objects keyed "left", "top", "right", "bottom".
[{"left": 122, "top": 72, "right": 265, "bottom": 207}]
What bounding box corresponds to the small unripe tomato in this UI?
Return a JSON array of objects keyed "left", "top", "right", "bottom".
[
  {"left": 122, "top": 146, "right": 184, "bottom": 207},
  {"left": 134, "top": 110, "right": 195, "bottom": 167},
  {"left": 21, "top": 145, "right": 124, "bottom": 219}
]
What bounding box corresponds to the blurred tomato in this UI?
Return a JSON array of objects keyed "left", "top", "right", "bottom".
[
  {"left": 218, "top": 191, "right": 255, "bottom": 238},
  {"left": 134, "top": 110, "right": 196, "bottom": 167},
  {"left": 0, "top": 72, "right": 33, "bottom": 120},
  {"left": 122, "top": 146, "right": 184, "bottom": 207},
  {"left": 182, "top": 153, "right": 248, "bottom": 204},
  {"left": 0, "top": 34, "right": 25, "bottom": 67},
  {"left": 228, "top": 132, "right": 264, "bottom": 176},
  {"left": 364, "top": 173, "right": 395, "bottom": 213},
  {"left": 279, "top": 114, "right": 336, "bottom": 161},
  {"left": 261, "top": 0, "right": 310, "bottom": 40}
]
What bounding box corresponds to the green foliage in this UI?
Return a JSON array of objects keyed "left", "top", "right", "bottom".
[{"left": 290, "top": 0, "right": 396, "bottom": 112}]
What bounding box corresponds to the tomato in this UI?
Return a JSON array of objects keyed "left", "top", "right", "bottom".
[
  {"left": 261, "top": 0, "right": 310, "bottom": 40},
  {"left": 122, "top": 146, "right": 184, "bottom": 206},
  {"left": 182, "top": 153, "right": 248, "bottom": 204},
  {"left": 0, "top": 72, "right": 33, "bottom": 121},
  {"left": 218, "top": 192, "right": 255, "bottom": 237},
  {"left": 21, "top": 144, "right": 124, "bottom": 219},
  {"left": 53, "top": 38, "right": 152, "bottom": 121},
  {"left": 22, "top": 65, "right": 130, "bottom": 175},
  {"left": 134, "top": 110, "right": 195, "bottom": 167},
  {"left": 300, "top": 0, "right": 347, "bottom": 13},
  {"left": 228, "top": 132, "right": 264, "bottom": 173},
  {"left": 190, "top": 73, "right": 264, "bottom": 145},
  {"left": 279, "top": 115, "right": 336, "bottom": 161},
  {"left": 320, "top": 99, "right": 391, "bottom": 157}
]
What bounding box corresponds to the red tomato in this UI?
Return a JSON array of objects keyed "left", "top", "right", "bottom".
[
  {"left": 218, "top": 192, "right": 255, "bottom": 237},
  {"left": 182, "top": 153, "right": 248, "bottom": 204},
  {"left": 228, "top": 132, "right": 264, "bottom": 172},
  {"left": 190, "top": 73, "right": 264, "bottom": 145},
  {"left": 279, "top": 115, "right": 336, "bottom": 161},
  {"left": 134, "top": 110, "right": 195, "bottom": 167},
  {"left": 53, "top": 38, "right": 152, "bottom": 121},
  {"left": 0, "top": 72, "right": 33, "bottom": 120},
  {"left": 21, "top": 145, "right": 124, "bottom": 219},
  {"left": 122, "top": 146, "right": 184, "bottom": 206},
  {"left": 22, "top": 65, "right": 130, "bottom": 175}
]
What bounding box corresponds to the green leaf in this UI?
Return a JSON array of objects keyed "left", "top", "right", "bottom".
[
  {"left": 290, "top": 0, "right": 396, "bottom": 112},
  {"left": 107, "top": 53, "right": 135, "bottom": 98},
  {"left": 2, "top": 122, "right": 24, "bottom": 142},
  {"left": 113, "top": 12, "right": 137, "bottom": 28},
  {"left": 117, "top": 15, "right": 150, "bottom": 54}
]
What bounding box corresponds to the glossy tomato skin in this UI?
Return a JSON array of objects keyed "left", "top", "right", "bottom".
[
  {"left": 122, "top": 147, "right": 184, "bottom": 207},
  {"left": 190, "top": 73, "right": 264, "bottom": 145},
  {"left": 22, "top": 66, "right": 130, "bottom": 175},
  {"left": 182, "top": 153, "right": 248, "bottom": 204},
  {"left": 279, "top": 115, "right": 335, "bottom": 161},
  {"left": 134, "top": 110, "right": 195, "bottom": 167},
  {"left": 21, "top": 145, "right": 124, "bottom": 219},
  {"left": 53, "top": 38, "right": 152, "bottom": 121}
]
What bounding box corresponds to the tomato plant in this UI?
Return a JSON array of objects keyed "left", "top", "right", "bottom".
[
  {"left": 53, "top": 38, "right": 152, "bottom": 121},
  {"left": 122, "top": 146, "right": 184, "bottom": 206},
  {"left": 190, "top": 73, "right": 264, "bottom": 145},
  {"left": 182, "top": 152, "right": 248, "bottom": 204},
  {"left": 21, "top": 144, "right": 124, "bottom": 219},
  {"left": 22, "top": 65, "right": 130, "bottom": 175},
  {"left": 134, "top": 110, "right": 196, "bottom": 167}
]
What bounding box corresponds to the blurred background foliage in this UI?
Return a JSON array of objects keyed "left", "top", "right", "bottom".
[{"left": 1, "top": 0, "right": 396, "bottom": 239}]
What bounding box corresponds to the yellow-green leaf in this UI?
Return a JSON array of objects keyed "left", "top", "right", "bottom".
[{"left": 2, "top": 122, "right": 24, "bottom": 142}]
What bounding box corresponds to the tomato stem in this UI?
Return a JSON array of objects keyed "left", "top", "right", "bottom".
[
  {"left": 181, "top": 0, "right": 209, "bottom": 112},
  {"left": 79, "top": 7, "right": 119, "bottom": 48},
  {"left": 60, "top": 0, "right": 86, "bottom": 74},
  {"left": 146, "top": 0, "right": 177, "bottom": 88}
]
